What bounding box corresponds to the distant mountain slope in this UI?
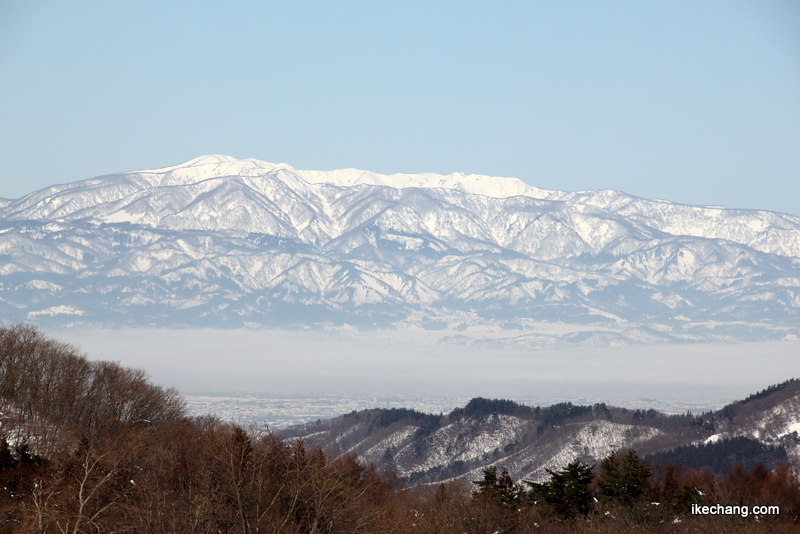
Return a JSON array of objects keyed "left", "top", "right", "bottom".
[
  {"left": 1, "top": 155, "right": 799, "bottom": 343},
  {"left": 279, "top": 380, "right": 800, "bottom": 485}
]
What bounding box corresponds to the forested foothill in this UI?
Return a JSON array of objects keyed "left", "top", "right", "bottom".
[
  {"left": 1, "top": 324, "right": 800, "bottom": 532},
  {"left": 283, "top": 384, "right": 800, "bottom": 490}
]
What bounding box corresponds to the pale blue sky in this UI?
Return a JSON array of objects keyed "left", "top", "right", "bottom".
[{"left": 1, "top": 1, "right": 799, "bottom": 214}]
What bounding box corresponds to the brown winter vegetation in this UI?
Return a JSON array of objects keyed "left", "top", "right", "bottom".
[{"left": 1, "top": 324, "right": 800, "bottom": 533}]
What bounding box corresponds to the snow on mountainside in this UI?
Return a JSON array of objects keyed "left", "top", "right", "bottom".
[
  {"left": 281, "top": 383, "right": 800, "bottom": 486},
  {"left": 701, "top": 380, "right": 800, "bottom": 465},
  {"left": 0, "top": 155, "right": 799, "bottom": 345}
]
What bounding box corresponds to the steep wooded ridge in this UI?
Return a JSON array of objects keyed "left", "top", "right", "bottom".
[
  {"left": 2, "top": 326, "right": 800, "bottom": 533},
  {"left": 2, "top": 155, "right": 800, "bottom": 345},
  {"left": 280, "top": 380, "right": 800, "bottom": 486}
]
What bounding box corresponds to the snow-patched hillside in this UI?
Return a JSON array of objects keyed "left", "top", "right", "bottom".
[
  {"left": 281, "top": 384, "right": 800, "bottom": 486},
  {"left": 0, "top": 155, "right": 799, "bottom": 344}
]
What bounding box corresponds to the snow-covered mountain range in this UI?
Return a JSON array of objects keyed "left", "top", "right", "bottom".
[{"left": 2, "top": 155, "right": 799, "bottom": 345}]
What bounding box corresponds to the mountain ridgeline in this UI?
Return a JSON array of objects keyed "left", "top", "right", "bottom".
[
  {"left": 280, "top": 381, "right": 800, "bottom": 486},
  {"left": 1, "top": 155, "right": 800, "bottom": 346}
]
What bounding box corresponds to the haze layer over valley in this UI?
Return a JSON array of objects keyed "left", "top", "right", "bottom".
[
  {"left": 50, "top": 326, "right": 800, "bottom": 429},
  {"left": 2, "top": 155, "right": 800, "bottom": 349}
]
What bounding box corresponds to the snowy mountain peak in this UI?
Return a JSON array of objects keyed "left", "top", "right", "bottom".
[
  {"left": 131, "top": 155, "right": 542, "bottom": 199},
  {"left": 183, "top": 154, "right": 240, "bottom": 166},
  {"left": 294, "top": 167, "right": 539, "bottom": 199},
  {"left": 135, "top": 154, "right": 282, "bottom": 182},
  {"left": 139, "top": 154, "right": 240, "bottom": 173}
]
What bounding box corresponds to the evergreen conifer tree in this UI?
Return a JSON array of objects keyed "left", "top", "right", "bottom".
[
  {"left": 527, "top": 459, "right": 595, "bottom": 518},
  {"left": 597, "top": 449, "right": 651, "bottom": 504},
  {"left": 473, "top": 466, "right": 524, "bottom": 505}
]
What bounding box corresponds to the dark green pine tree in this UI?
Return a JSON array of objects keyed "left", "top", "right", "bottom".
[
  {"left": 527, "top": 458, "right": 595, "bottom": 518},
  {"left": 0, "top": 439, "right": 16, "bottom": 473},
  {"left": 597, "top": 449, "right": 651, "bottom": 504},
  {"left": 473, "top": 465, "right": 524, "bottom": 505}
]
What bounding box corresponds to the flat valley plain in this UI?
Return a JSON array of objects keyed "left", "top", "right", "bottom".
[{"left": 50, "top": 327, "right": 800, "bottom": 428}]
